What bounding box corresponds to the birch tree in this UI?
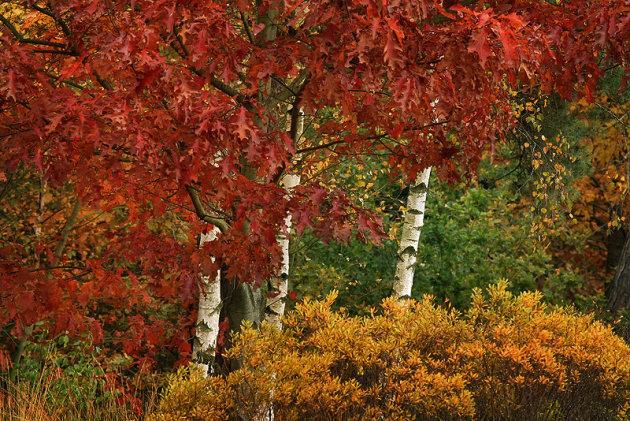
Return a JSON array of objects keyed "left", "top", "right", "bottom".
[
  {"left": 193, "top": 228, "right": 223, "bottom": 375},
  {"left": 392, "top": 167, "right": 431, "bottom": 300},
  {"left": 265, "top": 108, "right": 304, "bottom": 330}
]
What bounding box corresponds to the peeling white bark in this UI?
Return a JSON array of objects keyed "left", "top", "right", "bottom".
[
  {"left": 265, "top": 105, "right": 303, "bottom": 330},
  {"left": 193, "top": 227, "right": 222, "bottom": 375},
  {"left": 265, "top": 173, "right": 300, "bottom": 330},
  {"left": 392, "top": 167, "right": 431, "bottom": 300}
]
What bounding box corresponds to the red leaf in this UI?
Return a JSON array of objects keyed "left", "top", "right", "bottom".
[
  {"left": 136, "top": 69, "right": 161, "bottom": 92},
  {"left": 86, "top": 0, "right": 100, "bottom": 14},
  {"left": 310, "top": 187, "right": 326, "bottom": 206},
  {"left": 60, "top": 52, "right": 87, "bottom": 80},
  {"left": 266, "top": 290, "right": 281, "bottom": 298},
  {"left": 496, "top": 26, "right": 516, "bottom": 66},
  {"left": 384, "top": 32, "right": 401, "bottom": 68},
  {"left": 469, "top": 29, "right": 491, "bottom": 66},
  {"left": 217, "top": 318, "right": 230, "bottom": 348},
  {"left": 6, "top": 69, "right": 17, "bottom": 100},
  {"left": 235, "top": 106, "right": 251, "bottom": 140}
]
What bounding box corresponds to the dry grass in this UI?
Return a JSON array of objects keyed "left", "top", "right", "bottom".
[{"left": 0, "top": 370, "right": 161, "bottom": 421}]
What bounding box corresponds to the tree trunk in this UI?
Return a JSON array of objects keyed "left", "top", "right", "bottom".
[
  {"left": 607, "top": 229, "right": 630, "bottom": 312},
  {"left": 10, "top": 176, "right": 47, "bottom": 382},
  {"left": 265, "top": 106, "right": 303, "bottom": 330},
  {"left": 606, "top": 227, "right": 627, "bottom": 269},
  {"left": 265, "top": 173, "right": 300, "bottom": 330},
  {"left": 392, "top": 167, "right": 431, "bottom": 300},
  {"left": 193, "top": 228, "right": 223, "bottom": 375}
]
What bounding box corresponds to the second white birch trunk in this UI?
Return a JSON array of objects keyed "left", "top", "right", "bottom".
[
  {"left": 193, "top": 227, "right": 222, "bottom": 375},
  {"left": 265, "top": 173, "right": 300, "bottom": 330},
  {"left": 265, "top": 107, "right": 303, "bottom": 330},
  {"left": 392, "top": 167, "right": 431, "bottom": 300}
]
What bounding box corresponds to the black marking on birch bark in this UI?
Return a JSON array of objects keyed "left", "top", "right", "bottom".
[
  {"left": 265, "top": 307, "right": 282, "bottom": 316},
  {"left": 397, "top": 246, "right": 417, "bottom": 259},
  {"left": 409, "top": 182, "right": 429, "bottom": 194},
  {"left": 407, "top": 209, "right": 425, "bottom": 216}
]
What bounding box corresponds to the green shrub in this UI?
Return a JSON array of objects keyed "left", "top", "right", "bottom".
[
  {"left": 0, "top": 330, "right": 146, "bottom": 420},
  {"left": 10, "top": 331, "right": 115, "bottom": 413}
]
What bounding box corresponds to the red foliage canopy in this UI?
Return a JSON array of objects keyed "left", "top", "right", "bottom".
[{"left": 0, "top": 0, "right": 628, "bottom": 365}]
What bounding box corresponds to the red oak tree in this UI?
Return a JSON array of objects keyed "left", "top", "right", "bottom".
[{"left": 0, "top": 0, "right": 628, "bottom": 372}]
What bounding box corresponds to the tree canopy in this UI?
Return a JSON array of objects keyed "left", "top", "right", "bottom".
[{"left": 1, "top": 0, "right": 629, "bottom": 396}]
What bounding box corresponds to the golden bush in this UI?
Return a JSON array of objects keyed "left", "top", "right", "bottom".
[
  {"left": 461, "top": 283, "right": 630, "bottom": 420},
  {"left": 150, "top": 283, "right": 630, "bottom": 420}
]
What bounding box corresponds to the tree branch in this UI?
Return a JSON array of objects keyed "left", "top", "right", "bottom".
[
  {"left": 407, "top": 120, "right": 450, "bottom": 131},
  {"left": 185, "top": 185, "right": 230, "bottom": 232},
  {"left": 31, "top": 49, "right": 80, "bottom": 56},
  {"left": 32, "top": 4, "right": 71, "bottom": 37},
  {"left": 273, "top": 70, "right": 310, "bottom": 104},
  {"left": 164, "top": 30, "right": 257, "bottom": 112},
  {"left": 0, "top": 14, "right": 67, "bottom": 48},
  {"left": 94, "top": 71, "right": 113, "bottom": 91},
  {"left": 296, "top": 139, "right": 345, "bottom": 154},
  {"left": 240, "top": 12, "right": 258, "bottom": 46},
  {"left": 54, "top": 199, "right": 81, "bottom": 259},
  {"left": 173, "top": 26, "right": 190, "bottom": 57}
]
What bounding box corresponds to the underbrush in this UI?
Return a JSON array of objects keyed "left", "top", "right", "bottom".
[
  {"left": 0, "top": 332, "right": 161, "bottom": 421},
  {"left": 152, "top": 282, "right": 630, "bottom": 420}
]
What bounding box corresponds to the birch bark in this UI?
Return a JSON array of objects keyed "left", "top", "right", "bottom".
[
  {"left": 392, "top": 167, "right": 431, "bottom": 300},
  {"left": 193, "top": 227, "right": 222, "bottom": 375},
  {"left": 265, "top": 173, "right": 300, "bottom": 330},
  {"left": 265, "top": 107, "right": 303, "bottom": 330}
]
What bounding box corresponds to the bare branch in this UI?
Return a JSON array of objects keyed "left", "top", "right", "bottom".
[
  {"left": 164, "top": 30, "right": 256, "bottom": 112},
  {"left": 31, "top": 49, "right": 80, "bottom": 56},
  {"left": 0, "top": 14, "right": 67, "bottom": 48},
  {"left": 240, "top": 12, "right": 258, "bottom": 46},
  {"left": 32, "top": 4, "right": 71, "bottom": 37},
  {"left": 93, "top": 72, "right": 113, "bottom": 91},
  {"left": 296, "top": 139, "right": 345, "bottom": 154},
  {"left": 185, "top": 185, "right": 230, "bottom": 232},
  {"left": 54, "top": 199, "right": 81, "bottom": 259}
]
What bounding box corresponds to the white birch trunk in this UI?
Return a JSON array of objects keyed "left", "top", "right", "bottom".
[
  {"left": 265, "top": 108, "right": 303, "bottom": 330},
  {"left": 193, "top": 227, "right": 222, "bottom": 375},
  {"left": 265, "top": 173, "right": 300, "bottom": 330},
  {"left": 392, "top": 167, "right": 431, "bottom": 300}
]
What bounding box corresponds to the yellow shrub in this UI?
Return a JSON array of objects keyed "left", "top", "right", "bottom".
[
  {"left": 462, "top": 282, "right": 630, "bottom": 420},
  {"left": 151, "top": 284, "right": 630, "bottom": 420},
  {"left": 149, "top": 365, "right": 234, "bottom": 421}
]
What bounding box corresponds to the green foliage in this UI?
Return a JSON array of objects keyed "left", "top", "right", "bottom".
[
  {"left": 151, "top": 283, "right": 630, "bottom": 420},
  {"left": 414, "top": 182, "right": 586, "bottom": 308},
  {"left": 8, "top": 329, "right": 117, "bottom": 418},
  {"left": 0, "top": 328, "right": 164, "bottom": 420},
  {"left": 290, "top": 154, "right": 405, "bottom": 313},
  {"left": 293, "top": 173, "right": 587, "bottom": 312}
]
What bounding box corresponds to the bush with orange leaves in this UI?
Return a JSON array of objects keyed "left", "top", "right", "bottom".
[{"left": 151, "top": 282, "right": 630, "bottom": 420}]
